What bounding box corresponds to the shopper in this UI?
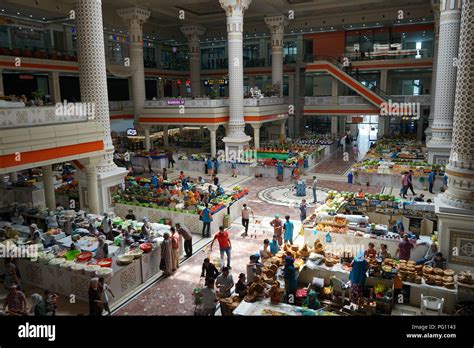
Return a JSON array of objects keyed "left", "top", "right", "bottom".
[
  {"left": 269, "top": 234, "right": 280, "bottom": 255},
  {"left": 162, "top": 168, "right": 168, "bottom": 180},
  {"left": 3, "top": 285, "right": 27, "bottom": 315},
  {"left": 235, "top": 273, "right": 248, "bottom": 298},
  {"left": 352, "top": 143, "right": 359, "bottom": 162},
  {"left": 416, "top": 243, "right": 437, "bottom": 265},
  {"left": 349, "top": 252, "right": 369, "bottom": 303},
  {"left": 299, "top": 199, "right": 308, "bottom": 222},
  {"left": 200, "top": 203, "right": 213, "bottom": 238},
  {"left": 311, "top": 176, "right": 318, "bottom": 203},
  {"left": 176, "top": 223, "right": 193, "bottom": 258},
  {"left": 407, "top": 170, "right": 416, "bottom": 195},
  {"left": 141, "top": 217, "right": 152, "bottom": 241},
  {"left": 231, "top": 159, "right": 237, "bottom": 178},
  {"left": 30, "top": 293, "right": 46, "bottom": 316},
  {"left": 199, "top": 279, "right": 217, "bottom": 316},
  {"left": 160, "top": 232, "right": 174, "bottom": 276},
  {"left": 207, "top": 157, "right": 214, "bottom": 177},
  {"left": 213, "top": 157, "right": 219, "bottom": 175},
  {"left": 215, "top": 266, "right": 234, "bottom": 298},
  {"left": 259, "top": 239, "right": 273, "bottom": 260},
  {"left": 241, "top": 203, "right": 254, "bottom": 236},
  {"left": 167, "top": 150, "right": 175, "bottom": 168},
  {"left": 210, "top": 226, "right": 232, "bottom": 269},
  {"left": 101, "top": 213, "right": 113, "bottom": 241},
  {"left": 276, "top": 161, "right": 284, "bottom": 182},
  {"left": 88, "top": 278, "right": 103, "bottom": 316},
  {"left": 99, "top": 277, "right": 115, "bottom": 316},
  {"left": 283, "top": 215, "right": 294, "bottom": 244},
  {"left": 283, "top": 256, "right": 297, "bottom": 304},
  {"left": 201, "top": 258, "right": 220, "bottom": 282},
  {"left": 428, "top": 169, "right": 436, "bottom": 194},
  {"left": 400, "top": 172, "right": 409, "bottom": 199},
  {"left": 170, "top": 227, "right": 180, "bottom": 271},
  {"left": 270, "top": 214, "right": 284, "bottom": 245},
  {"left": 213, "top": 175, "right": 219, "bottom": 186},
  {"left": 395, "top": 234, "right": 414, "bottom": 261},
  {"left": 3, "top": 258, "right": 20, "bottom": 290}
]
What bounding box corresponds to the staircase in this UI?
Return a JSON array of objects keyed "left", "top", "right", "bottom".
[{"left": 306, "top": 56, "right": 391, "bottom": 109}]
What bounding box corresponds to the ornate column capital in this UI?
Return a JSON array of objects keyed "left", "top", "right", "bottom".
[
  {"left": 181, "top": 25, "right": 206, "bottom": 42},
  {"left": 264, "top": 15, "right": 289, "bottom": 37},
  {"left": 439, "top": 0, "right": 462, "bottom": 23},
  {"left": 219, "top": 0, "right": 252, "bottom": 17},
  {"left": 117, "top": 7, "right": 151, "bottom": 43}
]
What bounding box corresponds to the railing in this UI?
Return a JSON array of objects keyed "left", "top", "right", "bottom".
[
  {"left": 0, "top": 106, "right": 88, "bottom": 129},
  {"left": 304, "top": 95, "right": 431, "bottom": 106},
  {"left": 243, "top": 97, "right": 286, "bottom": 106},
  {"left": 391, "top": 95, "right": 431, "bottom": 105},
  {"left": 144, "top": 98, "right": 229, "bottom": 108},
  {"left": 109, "top": 101, "right": 134, "bottom": 111}
]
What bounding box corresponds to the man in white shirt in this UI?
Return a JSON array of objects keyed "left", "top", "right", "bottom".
[
  {"left": 312, "top": 176, "right": 318, "bottom": 203},
  {"left": 199, "top": 279, "right": 217, "bottom": 316},
  {"left": 241, "top": 203, "right": 254, "bottom": 237},
  {"left": 259, "top": 239, "right": 273, "bottom": 260}
]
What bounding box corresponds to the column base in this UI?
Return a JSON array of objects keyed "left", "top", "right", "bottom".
[
  {"left": 427, "top": 144, "right": 451, "bottom": 164},
  {"left": 435, "top": 196, "right": 474, "bottom": 272},
  {"left": 77, "top": 166, "right": 128, "bottom": 213},
  {"left": 223, "top": 135, "right": 251, "bottom": 161}
]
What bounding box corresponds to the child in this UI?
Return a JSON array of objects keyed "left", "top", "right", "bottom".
[
  {"left": 44, "top": 290, "right": 59, "bottom": 316},
  {"left": 377, "top": 244, "right": 391, "bottom": 260}
]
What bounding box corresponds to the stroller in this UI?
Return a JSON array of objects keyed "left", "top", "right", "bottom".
[{"left": 249, "top": 217, "right": 264, "bottom": 238}]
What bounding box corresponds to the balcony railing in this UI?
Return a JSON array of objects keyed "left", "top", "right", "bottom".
[
  {"left": 243, "top": 97, "right": 286, "bottom": 106},
  {"left": 304, "top": 95, "right": 431, "bottom": 106},
  {"left": 0, "top": 106, "right": 88, "bottom": 129},
  {"left": 143, "top": 97, "right": 287, "bottom": 108}
]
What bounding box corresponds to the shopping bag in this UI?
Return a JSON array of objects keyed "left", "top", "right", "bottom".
[{"left": 325, "top": 233, "right": 332, "bottom": 243}]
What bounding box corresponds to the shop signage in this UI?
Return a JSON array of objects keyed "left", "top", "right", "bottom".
[
  {"left": 204, "top": 79, "right": 228, "bottom": 86},
  {"left": 352, "top": 116, "right": 363, "bottom": 123},
  {"left": 126, "top": 128, "right": 138, "bottom": 136},
  {"left": 167, "top": 99, "right": 185, "bottom": 105},
  {"left": 19, "top": 75, "right": 34, "bottom": 79}
]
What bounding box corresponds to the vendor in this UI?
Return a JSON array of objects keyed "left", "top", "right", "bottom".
[
  {"left": 197, "top": 176, "right": 205, "bottom": 185},
  {"left": 416, "top": 243, "right": 437, "bottom": 265},
  {"left": 11, "top": 209, "right": 25, "bottom": 225},
  {"left": 392, "top": 220, "right": 405, "bottom": 235},
  {"left": 349, "top": 251, "right": 369, "bottom": 303},
  {"left": 270, "top": 214, "right": 283, "bottom": 245},
  {"left": 364, "top": 242, "right": 377, "bottom": 258},
  {"left": 269, "top": 234, "right": 280, "bottom": 255},
  {"left": 125, "top": 210, "right": 136, "bottom": 221},
  {"left": 101, "top": 213, "right": 112, "bottom": 241},
  {"left": 95, "top": 235, "right": 109, "bottom": 259},
  {"left": 395, "top": 234, "right": 414, "bottom": 261},
  {"left": 303, "top": 285, "right": 321, "bottom": 310},
  {"left": 63, "top": 216, "right": 75, "bottom": 236},
  {"left": 283, "top": 256, "right": 297, "bottom": 303},
  {"left": 413, "top": 193, "right": 425, "bottom": 202},
  {"left": 276, "top": 162, "right": 284, "bottom": 182},
  {"left": 141, "top": 217, "right": 152, "bottom": 240},
  {"left": 28, "top": 224, "right": 43, "bottom": 244},
  {"left": 46, "top": 211, "right": 59, "bottom": 229},
  {"left": 70, "top": 235, "right": 81, "bottom": 251},
  {"left": 246, "top": 254, "right": 262, "bottom": 284},
  {"left": 201, "top": 258, "right": 219, "bottom": 283},
  {"left": 426, "top": 252, "right": 447, "bottom": 269},
  {"left": 377, "top": 244, "right": 391, "bottom": 260},
  {"left": 259, "top": 239, "right": 273, "bottom": 260},
  {"left": 3, "top": 223, "right": 20, "bottom": 240}
]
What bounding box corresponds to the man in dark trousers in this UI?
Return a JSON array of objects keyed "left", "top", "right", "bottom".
[{"left": 175, "top": 223, "right": 193, "bottom": 258}]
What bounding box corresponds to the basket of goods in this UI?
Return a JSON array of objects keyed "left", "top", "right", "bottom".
[
  {"left": 262, "top": 268, "right": 276, "bottom": 284},
  {"left": 85, "top": 264, "right": 101, "bottom": 276},
  {"left": 128, "top": 248, "right": 144, "bottom": 259},
  {"left": 96, "top": 267, "right": 113, "bottom": 278},
  {"left": 59, "top": 260, "right": 75, "bottom": 269},
  {"left": 48, "top": 258, "right": 65, "bottom": 267},
  {"left": 423, "top": 266, "right": 434, "bottom": 275},
  {"left": 117, "top": 254, "right": 134, "bottom": 266},
  {"left": 139, "top": 243, "right": 153, "bottom": 253},
  {"left": 297, "top": 244, "right": 310, "bottom": 258},
  {"left": 269, "top": 281, "right": 285, "bottom": 304},
  {"left": 65, "top": 249, "right": 81, "bottom": 261},
  {"left": 456, "top": 270, "right": 473, "bottom": 285},
  {"left": 96, "top": 258, "right": 112, "bottom": 268},
  {"left": 244, "top": 276, "right": 265, "bottom": 303},
  {"left": 71, "top": 263, "right": 85, "bottom": 274},
  {"left": 77, "top": 251, "right": 93, "bottom": 263},
  {"left": 434, "top": 268, "right": 445, "bottom": 276}
]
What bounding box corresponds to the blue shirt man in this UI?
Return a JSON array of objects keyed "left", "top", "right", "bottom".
[
  {"left": 151, "top": 175, "right": 158, "bottom": 188},
  {"left": 283, "top": 216, "right": 294, "bottom": 243},
  {"left": 269, "top": 236, "right": 279, "bottom": 254}
]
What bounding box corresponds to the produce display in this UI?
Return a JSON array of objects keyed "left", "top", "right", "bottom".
[
  {"left": 55, "top": 180, "right": 79, "bottom": 200},
  {"left": 315, "top": 216, "right": 348, "bottom": 234}
]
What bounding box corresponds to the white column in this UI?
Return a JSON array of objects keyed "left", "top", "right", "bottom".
[
  {"left": 425, "top": 8, "right": 440, "bottom": 141},
  {"left": 118, "top": 7, "right": 151, "bottom": 126},
  {"left": 427, "top": 0, "right": 462, "bottom": 164},
  {"left": 265, "top": 15, "right": 289, "bottom": 97},
  {"left": 378, "top": 69, "right": 389, "bottom": 138},
  {"left": 144, "top": 127, "right": 151, "bottom": 150},
  {"left": 86, "top": 166, "right": 100, "bottom": 214},
  {"left": 220, "top": 0, "right": 252, "bottom": 153},
  {"left": 163, "top": 125, "right": 169, "bottom": 147},
  {"left": 378, "top": 117, "right": 385, "bottom": 138},
  {"left": 331, "top": 116, "right": 338, "bottom": 136},
  {"left": 252, "top": 124, "right": 261, "bottom": 149},
  {"left": 379, "top": 69, "right": 388, "bottom": 91},
  {"left": 75, "top": 0, "right": 117, "bottom": 173},
  {"left": 280, "top": 120, "right": 286, "bottom": 138},
  {"left": 288, "top": 73, "right": 295, "bottom": 137},
  {"left": 42, "top": 165, "right": 56, "bottom": 211},
  {"left": 440, "top": 0, "right": 474, "bottom": 211},
  {"left": 208, "top": 125, "right": 218, "bottom": 157},
  {"left": 0, "top": 69, "right": 4, "bottom": 96},
  {"left": 48, "top": 71, "right": 61, "bottom": 104},
  {"left": 128, "top": 77, "right": 134, "bottom": 101},
  {"left": 182, "top": 26, "right": 206, "bottom": 97}
]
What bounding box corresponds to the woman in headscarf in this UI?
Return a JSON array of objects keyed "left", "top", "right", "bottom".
[
  {"left": 349, "top": 251, "right": 369, "bottom": 303},
  {"left": 30, "top": 293, "right": 46, "bottom": 316},
  {"left": 160, "top": 232, "right": 174, "bottom": 276},
  {"left": 141, "top": 217, "right": 152, "bottom": 241},
  {"left": 88, "top": 278, "right": 103, "bottom": 316},
  {"left": 283, "top": 256, "right": 297, "bottom": 304},
  {"left": 46, "top": 211, "right": 59, "bottom": 229}
]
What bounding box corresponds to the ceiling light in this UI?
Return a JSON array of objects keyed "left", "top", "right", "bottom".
[
  {"left": 112, "top": 29, "right": 115, "bottom": 32},
  {"left": 422, "top": 18, "right": 426, "bottom": 21},
  {"left": 17, "top": 12, "right": 20, "bottom": 15},
  {"left": 1, "top": 9, "right": 4, "bottom": 12},
  {"left": 29, "top": 14, "right": 33, "bottom": 18},
  {"left": 331, "top": 27, "right": 333, "bottom": 29},
  {"left": 42, "top": 17, "right": 46, "bottom": 20},
  {"left": 409, "top": 19, "right": 412, "bottom": 22}
]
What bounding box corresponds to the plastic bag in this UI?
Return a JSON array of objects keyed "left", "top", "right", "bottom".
[{"left": 325, "top": 233, "right": 332, "bottom": 243}]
